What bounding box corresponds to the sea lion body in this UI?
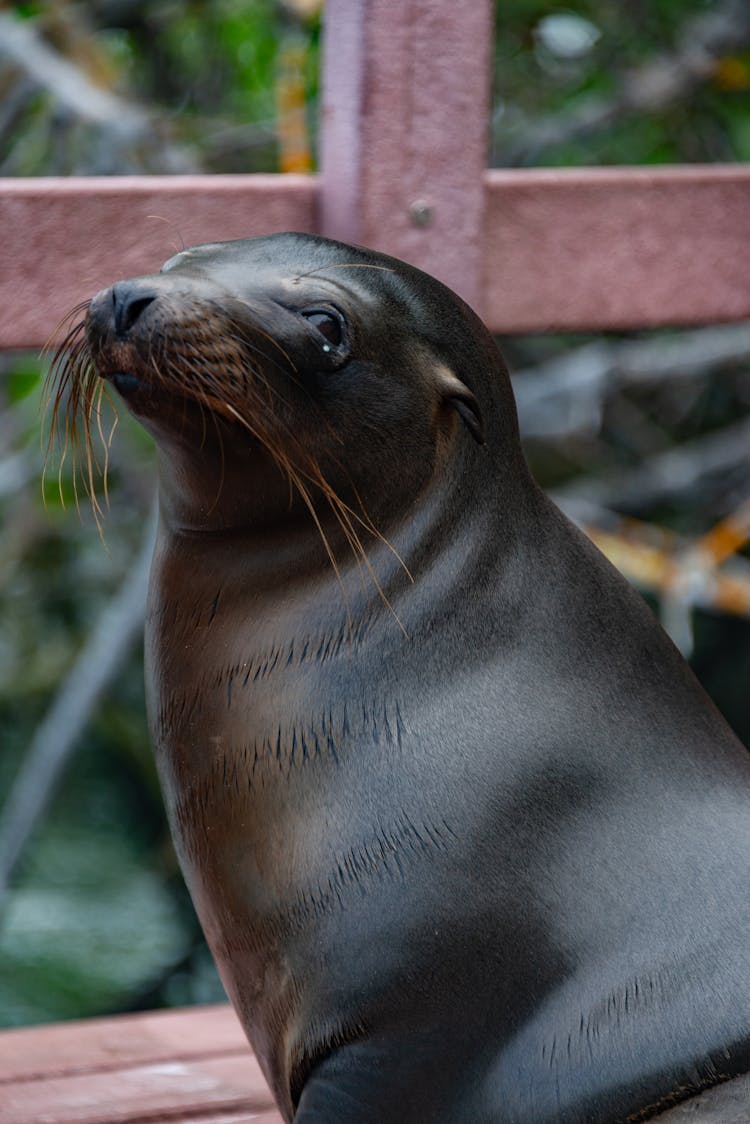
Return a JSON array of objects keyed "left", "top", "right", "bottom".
[{"left": 79, "top": 233, "right": 750, "bottom": 1122}]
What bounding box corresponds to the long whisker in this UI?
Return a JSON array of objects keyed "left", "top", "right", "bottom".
[
  {"left": 197, "top": 357, "right": 412, "bottom": 595},
  {"left": 42, "top": 307, "right": 114, "bottom": 535},
  {"left": 293, "top": 262, "right": 397, "bottom": 281},
  {"left": 297, "top": 457, "right": 409, "bottom": 637},
  {"left": 41, "top": 299, "right": 91, "bottom": 363}
]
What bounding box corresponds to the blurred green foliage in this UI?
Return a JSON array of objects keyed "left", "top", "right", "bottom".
[
  {"left": 5, "top": 0, "right": 749, "bottom": 175},
  {"left": 491, "top": 0, "right": 750, "bottom": 165},
  {"left": 5, "top": 0, "right": 321, "bottom": 174}
]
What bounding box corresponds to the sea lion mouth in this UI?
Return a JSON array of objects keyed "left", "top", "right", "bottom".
[
  {"left": 105, "top": 370, "right": 194, "bottom": 406},
  {"left": 111, "top": 372, "right": 140, "bottom": 391},
  {"left": 82, "top": 292, "right": 281, "bottom": 428},
  {"left": 110, "top": 372, "right": 152, "bottom": 396}
]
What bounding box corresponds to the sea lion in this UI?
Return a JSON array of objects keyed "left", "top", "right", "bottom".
[{"left": 50, "top": 232, "right": 750, "bottom": 1122}]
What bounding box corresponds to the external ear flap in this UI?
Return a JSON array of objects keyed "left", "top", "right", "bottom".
[
  {"left": 451, "top": 396, "right": 485, "bottom": 445},
  {"left": 435, "top": 365, "right": 485, "bottom": 445}
]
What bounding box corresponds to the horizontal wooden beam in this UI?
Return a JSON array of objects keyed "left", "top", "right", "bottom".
[
  {"left": 0, "top": 175, "right": 318, "bottom": 350},
  {"left": 484, "top": 165, "right": 750, "bottom": 332},
  {"left": 2, "top": 166, "right": 749, "bottom": 349}
]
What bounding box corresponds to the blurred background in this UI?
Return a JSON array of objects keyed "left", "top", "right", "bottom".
[{"left": 1, "top": 0, "right": 750, "bottom": 1027}]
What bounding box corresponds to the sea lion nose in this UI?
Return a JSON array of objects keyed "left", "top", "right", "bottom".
[{"left": 112, "top": 281, "right": 158, "bottom": 337}]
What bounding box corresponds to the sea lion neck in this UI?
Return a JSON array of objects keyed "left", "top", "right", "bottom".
[{"left": 151, "top": 418, "right": 533, "bottom": 616}]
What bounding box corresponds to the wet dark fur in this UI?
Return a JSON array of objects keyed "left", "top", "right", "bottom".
[{"left": 45, "top": 233, "right": 750, "bottom": 1123}]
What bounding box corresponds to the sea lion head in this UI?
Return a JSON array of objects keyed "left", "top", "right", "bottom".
[{"left": 47, "top": 232, "right": 524, "bottom": 545}]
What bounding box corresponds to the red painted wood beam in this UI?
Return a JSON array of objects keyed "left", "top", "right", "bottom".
[
  {"left": 320, "top": 0, "right": 493, "bottom": 314},
  {"left": 0, "top": 175, "right": 318, "bottom": 350},
  {"left": 485, "top": 165, "right": 750, "bottom": 332},
  {"left": 2, "top": 167, "right": 750, "bottom": 347}
]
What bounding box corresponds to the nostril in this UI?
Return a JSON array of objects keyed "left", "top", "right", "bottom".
[{"left": 112, "top": 283, "right": 157, "bottom": 337}]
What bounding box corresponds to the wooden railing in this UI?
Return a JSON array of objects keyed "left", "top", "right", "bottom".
[{"left": 2, "top": 0, "right": 749, "bottom": 350}]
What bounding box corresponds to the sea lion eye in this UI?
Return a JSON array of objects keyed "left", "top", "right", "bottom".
[{"left": 301, "top": 308, "right": 344, "bottom": 348}]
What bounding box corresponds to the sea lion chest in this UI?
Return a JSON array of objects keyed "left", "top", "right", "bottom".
[
  {"left": 142, "top": 532, "right": 441, "bottom": 1102},
  {"left": 146, "top": 533, "right": 359, "bottom": 897}
]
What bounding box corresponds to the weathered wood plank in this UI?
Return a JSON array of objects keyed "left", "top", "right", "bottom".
[
  {"left": 0, "top": 1006, "right": 282, "bottom": 1124},
  {"left": 0, "top": 1057, "right": 279, "bottom": 1124},
  {"left": 484, "top": 165, "right": 750, "bottom": 332},
  {"left": 0, "top": 1004, "right": 246, "bottom": 1083},
  {"left": 0, "top": 175, "right": 317, "bottom": 349}
]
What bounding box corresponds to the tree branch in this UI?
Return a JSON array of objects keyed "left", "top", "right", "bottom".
[
  {"left": 0, "top": 501, "right": 157, "bottom": 917},
  {"left": 0, "top": 11, "right": 198, "bottom": 173},
  {"left": 551, "top": 414, "right": 750, "bottom": 512},
  {"left": 513, "top": 322, "right": 750, "bottom": 439}
]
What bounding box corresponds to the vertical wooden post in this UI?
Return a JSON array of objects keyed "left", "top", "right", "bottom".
[{"left": 320, "top": 0, "right": 493, "bottom": 314}]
